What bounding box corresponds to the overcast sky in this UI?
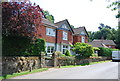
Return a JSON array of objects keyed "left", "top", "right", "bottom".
[{"left": 31, "top": 0, "right": 118, "bottom": 32}]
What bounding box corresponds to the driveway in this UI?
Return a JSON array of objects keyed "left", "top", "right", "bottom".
[{"left": 11, "top": 61, "right": 119, "bottom": 79}]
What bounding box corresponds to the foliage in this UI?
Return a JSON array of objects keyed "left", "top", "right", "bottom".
[
  {"left": 3, "top": 35, "right": 46, "bottom": 56},
  {"left": 107, "top": 1, "right": 120, "bottom": 18},
  {"left": 88, "top": 31, "right": 94, "bottom": 42},
  {"left": 72, "top": 42, "right": 94, "bottom": 59},
  {"left": 89, "top": 23, "right": 117, "bottom": 44},
  {"left": 65, "top": 50, "right": 72, "bottom": 56},
  {"left": 43, "top": 10, "right": 54, "bottom": 23},
  {"left": 90, "top": 53, "right": 98, "bottom": 57},
  {"left": 71, "top": 25, "right": 75, "bottom": 28},
  {"left": 2, "top": 2, "right": 43, "bottom": 38},
  {"left": 93, "top": 47, "right": 100, "bottom": 50},
  {"left": 98, "top": 47, "right": 112, "bottom": 57}
]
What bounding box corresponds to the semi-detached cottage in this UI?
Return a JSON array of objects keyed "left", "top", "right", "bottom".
[{"left": 38, "top": 18, "right": 89, "bottom": 56}]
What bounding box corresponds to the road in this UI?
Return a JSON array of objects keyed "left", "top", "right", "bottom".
[{"left": 11, "top": 61, "right": 119, "bottom": 79}]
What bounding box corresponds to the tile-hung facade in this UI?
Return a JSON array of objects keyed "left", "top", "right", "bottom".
[{"left": 40, "top": 18, "right": 89, "bottom": 56}]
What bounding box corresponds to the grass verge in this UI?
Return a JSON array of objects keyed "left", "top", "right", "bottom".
[
  {"left": 61, "top": 60, "right": 111, "bottom": 68},
  {"left": 0, "top": 68, "right": 48, "bottom": 80}
]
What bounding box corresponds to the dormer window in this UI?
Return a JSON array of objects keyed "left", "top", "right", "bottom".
[
  {"left": 81, "top": 31, "right": 85, "bottom": 35},
  {"left": 62, "top": 24, "right": 68, "bottom": 29}
]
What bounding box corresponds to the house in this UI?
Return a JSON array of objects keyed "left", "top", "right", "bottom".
[
  {"left": 73, "top": 27, "right": 89, "bottom": 44},
  {"left": 88, "top": 39, "right": 116, "bottom": 49},
  {"left": 37, "top": 18, "right": 58, "bottom": 56},
  {"left": 39, "top": 18, "right": 89, "bottom": 56},
  {"left": 55, "top": 19, "right": 74, "bottom": 54}
]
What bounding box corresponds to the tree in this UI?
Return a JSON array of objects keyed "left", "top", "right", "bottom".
[
  {"left": 43, "top": 10, "right": 54, "bottom": 23},
  {"left": 2, "top": 2, "right": 43, "bottom": 39},
  {"left": 2, "top": 2, "right": 45, "bottom": 56},
  {"left": 72, "top": 43, "right": 93, "bottom": 59},
  {"left": 71, "top": 25, "right": 75, "bottom": 28},
  {"left": 107, "top": 1, "right": 120, "bottom": 49}
]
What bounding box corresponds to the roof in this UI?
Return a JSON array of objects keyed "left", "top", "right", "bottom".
[
  {"left": 88, "top": 39, "right": 116, "bottom": 48},
  {"left": 88, "top": 42, "right": 108, "bottom": 48},
  {"left": 73, "top": 27, "right": 89, "bottom": 36},
  {"left": 93, "top": 40, "right": 116, "bottom": 45},
  {"left": 42, "top": 18, "right": 58, "bottom": 28},
  {"left": 55, "top": 19, "right": 74, "bottom": 33}
]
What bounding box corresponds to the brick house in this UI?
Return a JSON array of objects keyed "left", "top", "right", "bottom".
[
  {"left": 39, "top": 18, "right": 89, "bottom": 56},
  {"left": 73, "top": 27, "right": 89, "bottom": 44},
  {"left": 55, "top": 19, "right": 74, "bottom": 54}
]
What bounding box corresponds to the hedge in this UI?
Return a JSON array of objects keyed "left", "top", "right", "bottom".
[
  {"left": 3, "top": 35, "right": 46, "bottom": 56},
  {"left": 98, "top": 47, "right": 119, "bottom": 57}
]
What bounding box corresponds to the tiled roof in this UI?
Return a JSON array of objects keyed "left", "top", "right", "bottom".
[
  {"left": 88, "top": 39, "right": 116, "bottom": 47},
  {"left": 55, "top": 19, "right": 67, "bottom": 28},
  {"left": 93, "top": 40, "right": 116, "bottom": 45},
  {"left": 42, "top": 18, "right": 58, "bottom": 28},
  {"left": 73, "top": 27, "right": 89, "bottom": 36}
]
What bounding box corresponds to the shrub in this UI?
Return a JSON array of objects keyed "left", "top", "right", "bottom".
[
  {"left": 3, "top": 35, "right": 46, "bottom": 56},
  {"left": 98, "top": 47, "right": 112, "bottom": 57},
  {"left": 65, "top": 50, "right": 72, "bottom": 56},
  {"left": 72, "top": 42, "right": 94, "bottom": 59}
]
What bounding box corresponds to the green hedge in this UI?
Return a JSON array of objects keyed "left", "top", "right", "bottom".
[
  {"left": 3, "top": 35, "right": 46, "bottom": 56},
  {"left": 98, "top": 47, "right": 119, "bottom": 57}
]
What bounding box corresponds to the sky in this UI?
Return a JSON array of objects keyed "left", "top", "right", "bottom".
[{"left": 31, "top": 0, "right": 118, "bottom": 32}]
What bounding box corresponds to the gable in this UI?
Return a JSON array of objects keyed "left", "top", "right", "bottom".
[
  {"left": 73, "top": 27, "right": 89, "bottom": 37},
  {"left": 55, "top": 19, "right": 74, "bottom": 33},
  {"left": 80, "top": 30, "right": 87, "bottom": 36}
]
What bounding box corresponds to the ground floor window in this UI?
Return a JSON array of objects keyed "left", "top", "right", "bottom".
[
  {"left": 47, "top": 46, "right": 54, "bottom": 54},
  {"left": 63, "top": 45, "right": 68, "bottom": 54}
]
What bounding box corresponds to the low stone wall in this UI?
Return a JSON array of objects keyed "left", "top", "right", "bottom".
[
  {"left": 75, "top": 57, "right": 108, "bottom": 65},
  {"left": 2, "top": 57, "right": 41, "bottom": 75}
]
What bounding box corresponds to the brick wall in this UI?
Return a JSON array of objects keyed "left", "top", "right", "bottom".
[
  {"left": 36, "top": 25, "right": 56, "bottom": 43},
  {"left": 73, "top": 35, "right": 88, "bottom": 44},
  {"left": 57, "top": 29, "right": 73, "bottom": 44}
]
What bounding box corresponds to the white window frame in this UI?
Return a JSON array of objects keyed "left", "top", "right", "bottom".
[
  {"left": 81, "top": 31, "right": 85, "bottom": 35},
  {"left": 62, "top": 45, "right": 68, "bottom": 54},
  {"left": 81, "top": 36, "right": 85, "bottom": 43},
  {"left": 47, "top": 46, "right": 54, "bottom": 54},
  {"left": 46, "top": 28, "right": 55, "bottom": 37},
  {"left": 63, "top": 31, "right": 68, "bottom": 40},
  {"left": 62, "top": 24, "right": 68, "bottom": 29}
]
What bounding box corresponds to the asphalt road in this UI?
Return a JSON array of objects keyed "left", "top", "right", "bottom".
[{"left": 11, "top": 61, "right": 119, "bottom": 79}]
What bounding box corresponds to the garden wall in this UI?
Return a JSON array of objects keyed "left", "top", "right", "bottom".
[
  {"left": 2, "top": 54, "right": 109, "bottom": 76},
  {"left": 2, "top": 56, "right": 44, "bottom": 75}
]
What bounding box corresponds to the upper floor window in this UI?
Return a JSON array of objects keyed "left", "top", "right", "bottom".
[
  {"left": 62, "top": 24, "right": 68, "bottom": 29},
  {"left": 81, "top": 31, "right": 85, "bottom": 35},
  {"left": 46, "top": 28, "right": 55, "bottom": 36},
  {"left": 63, "top": 31, "right": 68, "bottom": 40},
  {"left": 81, "top": 36, "right": 85, "bottom": 43}
]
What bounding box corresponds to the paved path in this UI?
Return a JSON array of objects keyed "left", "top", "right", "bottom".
[{"left": 11, "top": 62, "right": 119, "bottom": 79}]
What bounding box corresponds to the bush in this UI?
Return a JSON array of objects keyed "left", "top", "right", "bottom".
[
  {"left": 98, "top": 47, "right": 112, "bottom": 57},
  {"left": 72, "top": 42, "right": 94, "bottom": 59},
  {"left": 65, "top": 50, "right": 72, "bottom": 56},
  {"left": 3, "top": 35, "right": 46, "bottom": 56}
]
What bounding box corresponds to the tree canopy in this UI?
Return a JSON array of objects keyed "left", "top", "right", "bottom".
[{"left": 2, "top": 2, "right": 43, "bottom": 39}]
